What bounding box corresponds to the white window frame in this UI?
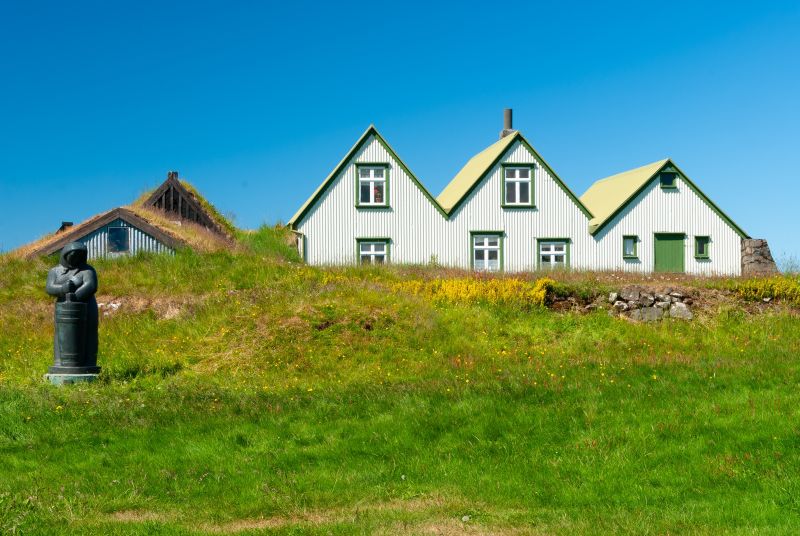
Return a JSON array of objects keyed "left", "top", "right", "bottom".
[
  {"left": 358, "top": 240, "right": 389, "bottom": 265},
  {"left": 503, "top": 166, "right": 533, "bottom": 206},
  {"left": 472, "top": 234, "right": 501, "bottom": 272},
  {"left": 357, "top": 165, "right": 388, "bottom": 206},
  {"left": 538, "top": 240, "right": 568, "bottom": 269}
]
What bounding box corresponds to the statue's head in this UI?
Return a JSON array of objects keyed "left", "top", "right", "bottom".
[{"left": 60, "top": 242, "right": 88, "bottom": 269}]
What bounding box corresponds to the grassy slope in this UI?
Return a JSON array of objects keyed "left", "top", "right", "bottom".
[{"left": 1, "top": 227, "right": 800, "bottom": 534}]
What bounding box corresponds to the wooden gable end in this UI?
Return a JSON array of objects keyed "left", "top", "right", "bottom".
[{"left": 144, "top": 172, "right": 223, "bottom": 234}]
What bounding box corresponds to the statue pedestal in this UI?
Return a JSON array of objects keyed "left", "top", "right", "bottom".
[{"left": 45, "top": 366, "right": 101, "bottom": 385}]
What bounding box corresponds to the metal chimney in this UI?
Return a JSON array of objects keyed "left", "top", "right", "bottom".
[{"left": 500, "top": 108, "right": 516, "bottom": 138}]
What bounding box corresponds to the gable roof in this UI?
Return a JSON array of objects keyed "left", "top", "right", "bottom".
[
  {"left": 580, "top": 159, "right": 749, "bottom": 238},
  {"left": 289, "top": 127, "right": 592, "bottom": 228},
  {"left": 22, "top": 207, "right": 188, "bottom": 259},
  {"left": 288, "top": 125, "right": 446, "bottom": 228},
  {"left": 140, "top": 173, "right": 234, "bottom": 237},
  {"left": 437, "top": 131, "right": 593, "bottom": 218}
]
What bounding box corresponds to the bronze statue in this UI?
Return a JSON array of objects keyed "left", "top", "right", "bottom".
[{"left": 45, "top": 242, "right": 100, "bottom": 380}]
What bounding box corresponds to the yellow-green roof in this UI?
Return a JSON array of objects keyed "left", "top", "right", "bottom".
[
  {"left": 436, "top": 134, "right": 518, "bottom": 212},
  {"left": 580, "top": 159, "right": 669, "bottom": 232}
]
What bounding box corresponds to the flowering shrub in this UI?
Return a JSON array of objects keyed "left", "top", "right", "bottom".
[
  {"left": 731, "top": 275, "right": 800, "bottom": 306},
  {"left": 394, "top": 277, "right": 557, "bottom": 308}
]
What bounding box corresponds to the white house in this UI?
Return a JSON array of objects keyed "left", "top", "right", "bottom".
[{"left": 288, "top": 111, "right": 750, "bottom": 275}]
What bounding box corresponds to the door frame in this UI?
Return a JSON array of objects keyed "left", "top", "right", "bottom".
[{"left": 653, "top": 232, "right": 686, "bottom": 273}]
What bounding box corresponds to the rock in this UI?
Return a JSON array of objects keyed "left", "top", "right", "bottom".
[
  {"left": 669, "top": 291, "right": 685, "bottom": 299},
  {"left": 683, "top": 297, "right": 694, "bottom": 305},
  {"left": 655, "top": 301, "right": 671, "bottom": 310},
  {"left": 655, "top": 293, "right": 670, "bottom": 303},
  {"left": 639, "top": 294, "right": 655, "bottom": 307},
  {"left": 613, "top": 300, "right": 629, "bottom": 312},
  {"left": 741, "top": 239, "right": 779, "bottom": 275},
  {"left": 627, "top": 301, "right": 640, "bottom": 310},
  {"left": 620, "top": 287, "right": 641, "bottom": 302},
  {"left": 608, "top": 292, "right": 619, "bottom": 303},
  {"left": 669, "top": 302, "right": 693, "bottom": 320},
  {"left": 763, "top": 297, "right": 772, "bottom": 303},
  {"left": 630, "top": 307, "right": 663, "bottom": 322}
]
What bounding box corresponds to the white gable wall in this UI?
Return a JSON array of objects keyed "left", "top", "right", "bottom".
[
  {"left": 296, "top": 135, "right": 444, "bottom": 266},
  {"left": 442, "top": 141, "right": 592, "bottom": 271},
  {"left": 589, "top": 175, "right": 742, "bottom": 275}
]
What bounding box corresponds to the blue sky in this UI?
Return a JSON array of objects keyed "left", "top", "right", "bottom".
[{"left": 1, "top": 1, "right": 798, "bottom": 263}]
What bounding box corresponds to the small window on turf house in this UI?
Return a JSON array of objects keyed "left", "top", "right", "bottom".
[
  {"left": 108, "top": 227, "right": 129, "bottom": 253},
  {"left": 660, "top": 171, "right": 677, "bottom": 189}
]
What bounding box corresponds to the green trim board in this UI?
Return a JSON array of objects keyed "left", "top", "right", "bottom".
[
  {"left": 288, "top": 125, "right": 447, "bottom": 229},
  {"left": 469, "top": 231, "right": 504, "bottom": 272},
  {"left": 582, "top": 159, "right": 749, "bottom": 238},
  {"left": 442, "top": 132, "right": 593, "bottom": 219},
  {"left": 694, "top": 235, "right": 711, "bottom": 259},
  {"left": 355, "top": 237, "right": 391, "bottom": 265},
  {"left": 654, "top": 233, "right": 686, "bottom": 273},
  {"left": 536, "top": 237, "right": 571, "bottom": 270},
  {"left": 500, "top": 163, "right": 535, "bottom": 208},
  {"left": 622, "top": 235, "right": 638, "bottom": 259},
  {"left": 354, "top": 162, "right": 391, "bottom": 209}
]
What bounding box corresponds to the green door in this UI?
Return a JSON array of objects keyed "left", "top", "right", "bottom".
[{"left": 654, "top": 233, "right": 685, "bottom": 273}]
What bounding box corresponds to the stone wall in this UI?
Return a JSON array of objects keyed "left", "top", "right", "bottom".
[{"left": 741, "top": 239, "right": 778, "bottom": 276}]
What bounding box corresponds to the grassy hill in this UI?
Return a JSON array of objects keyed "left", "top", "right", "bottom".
[{"left": 2, "top": 227, "right": 800, "bottom": 534}]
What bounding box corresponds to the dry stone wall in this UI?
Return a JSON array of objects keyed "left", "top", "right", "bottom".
[{"left": 742, "top": 239, "right": 778, "bottom": 276}]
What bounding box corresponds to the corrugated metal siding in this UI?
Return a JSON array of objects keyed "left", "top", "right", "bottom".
[
  {"left": 74, "top": 218, "right": 174, "bottom": 259},
  {"left": 590, "top": 177, "right": 742, "bottom": 275},
  {"left": 297, "top": 135, "right": 742, "bottom": 275}
]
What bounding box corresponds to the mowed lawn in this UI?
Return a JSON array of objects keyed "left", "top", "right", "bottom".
[{"left": 2, "top": 228, "right": 800, "bottom": 534}]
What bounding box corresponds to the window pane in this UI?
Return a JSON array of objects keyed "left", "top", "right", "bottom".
[
  {"left": 373, "top": 243, "right": 385, "bottom": 253},
  {"left": 359, "top": 168, "right": 370, "bottom": 178},
  {"left": 505, "top": 168, "right": 516, "bottom": 179},
  {"left": 374, "top": 255, "right": 385, "bottom": 264},
  {"left": 660, "top": 172, "right": 676, "bottom": 187},
  {"left": 487, "top": 237, "right": 498, "bottom": 247},
  {"left": 474, "top": 236, "right": 484, "bottom": 247},
  {"left": 108, "top": 228, "right": 129, "bottom": 252},
  {"left": 488, "top": 250, "right": 498, "bottom": 261},
  {"left": 519, "top": 182, "right": 529, "bottom": 203},
  {"left": 506, "top": 183, "right": 516, "bottom": 203},
  {"left": 553, "top": 244, "right": 564, "bottom": 253},
  {"left": 360, "top": 255, "right": 370, "bottom": 264},
  {"left": 624, "top": 238, "right": 635, "bottom": 256},
  {"left": 540, "top": 244, "right": 553, "bottom": 253},
  {"left": 554, "top": 255, "right": 565, "bottom": 263},
  {"left": 541, "top": 255, "right": 550, "bottom": 264},
  {"left": 360, "top": 184, "right": 370, "bottom": 203},
  {"left": 475, "top": 258, "right": 485, "bottom": 270},
  {"left": 518, "top": 168, "right": 529, "bottom": 179},
  {"left": 360, "top": 243, "right": 370, "bottom": 253},
  {"left": 373, "top": 183, "right": 384, "bottom": 203},
  {"left": 697, "top": 237, "right": 709, "bottom": 256},
  {"left": 373, "top": 168, "right": 384, "bottom": 179},
  {"left": 488, "top": 258, "right": 499, "bottom": 270}
]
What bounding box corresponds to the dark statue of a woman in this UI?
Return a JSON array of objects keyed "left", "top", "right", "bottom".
[{"left": 45, "top": 242, "right": 100, "bottom": 382}]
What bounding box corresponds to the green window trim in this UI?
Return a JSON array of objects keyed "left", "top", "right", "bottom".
[
  {"left": 500, "top": 163, "right": 536, "bottom": 209},
  {"left": 694, "top": 236, "right": 711, "bottom": 259},
  {"left": 659, "top": 171, "right": 678, "bottom": 190},
  {"left": 469, "top": 231, "right": 504, "bottom": 272},
  {"left": 622, "top": 235, "right": 639, "bottom": 259},
  {"left": 356, "top": 237, "right": 391, "bottom": 265},
  {"left": 536, "top": 237, "right": 571, "bottom": 270},
  {"left": 355, "top": 163, "right": 391, "bottom": 209}
]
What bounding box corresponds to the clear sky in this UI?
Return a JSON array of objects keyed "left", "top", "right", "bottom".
[{"left": 1, "top": 1, "right": 798, "bottom": 264}]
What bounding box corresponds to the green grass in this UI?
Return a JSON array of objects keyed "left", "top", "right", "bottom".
[{"left": 2, "top": 226, "right": 800, "bottom": 534}]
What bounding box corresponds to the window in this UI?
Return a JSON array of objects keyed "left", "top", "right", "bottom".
[
  {"left": 623, "top": 235, "right": 638, "bottom": 258},
  {"left": 108, "top": 227, "right": 129, "bottom": 253},
  {"left": 358, "top": 240, "right": 389, "bottom": 265},
  {"left": 472, "top": 234, "right": 501, "bottom": 272},
  {"left": 660, "top": 171, "right": 677, "bottom": 189},
  {"left": 503, "top": 165, "right": 533, "bottom": 206},
  {"left": 695, "top": 236, "right": 710, "bottom": 259},
  {"left": 539, "top": 240, "right": 568, "bottom": 269},
  {"left": 357, "top": 165, "right": 388, "bottom": 206}
]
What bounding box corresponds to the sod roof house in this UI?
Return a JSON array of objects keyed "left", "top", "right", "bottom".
[
  {"left": 21, "top": 172, "right": 232, "bottom": 260},
  {"left": 289, "top": 109, "right": 755, "bottom": 275}
]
